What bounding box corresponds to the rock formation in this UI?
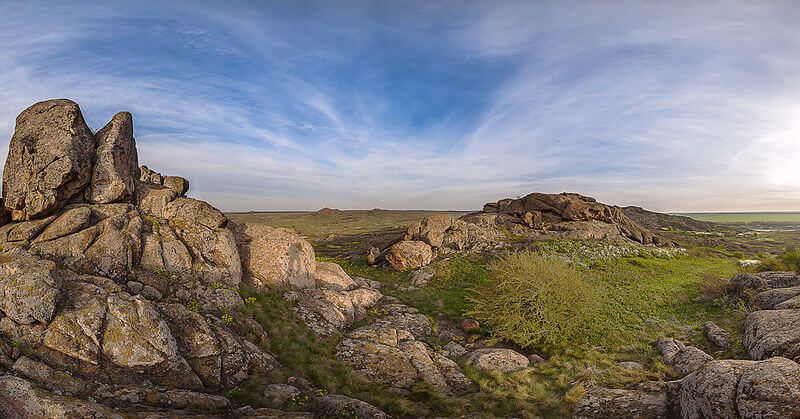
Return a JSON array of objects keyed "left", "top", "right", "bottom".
[
  {"left": 376, "top": 192, "right": 661, "bottom": 271},
  {"left": 473, "top": 192, "right": 658, "bottom": 244},
  {"left": 0, "top": 99, "right": 390, "bottom": 416}
]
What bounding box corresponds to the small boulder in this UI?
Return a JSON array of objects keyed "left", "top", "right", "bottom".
[
  {"left": 465, "top": 348, "right": 529, "bottom": 373},
  {"left": 703, "top": 321, "right": 732, "bottom": 349},
  {"left": 656, "top": 338, "right": 713, "bottom": 377},
  {"left": 314, "top": 261, "right": 357, "bottom": 291},
  {"left": 460, "top": 319, "right": 480, "bottom": 333},
  {"left": 386, "top": 240, "right": 433, "bottom": 271},
  {"left": 162, "top": 175, "right": 189, "bottom": 195},
  {"left": 409, "top": 268, "right": 435, "bottom": 286},
  {"left": 313, "top": 395, "right": 390, "bottom": 418}
]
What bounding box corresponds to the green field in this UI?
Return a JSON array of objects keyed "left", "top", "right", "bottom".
[{"left": 680, "top": 212, "right": 800, "bottom": 224}]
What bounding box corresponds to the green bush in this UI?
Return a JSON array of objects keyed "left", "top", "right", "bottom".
[
  {"left": 468, "top": 252, "right": 601, "bottom": 349},
  {"left": 780, "top": 249, "right": 800, "bottom": 273},
  {"left": 756, "top": 248, "right": 800, "bottom": 272}
]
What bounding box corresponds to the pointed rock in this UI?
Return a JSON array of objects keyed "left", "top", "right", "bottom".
[{"left": 90, "top": 112, "right": 139, "bottom": 204}]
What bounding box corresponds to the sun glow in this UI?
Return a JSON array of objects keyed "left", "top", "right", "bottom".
[{"left": 763, "top": 109, "right": 800, "bottom": 188}]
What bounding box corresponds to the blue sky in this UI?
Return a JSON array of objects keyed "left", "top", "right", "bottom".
[{"left": 2, "top": 1, "right": 800, "bottom": 211}]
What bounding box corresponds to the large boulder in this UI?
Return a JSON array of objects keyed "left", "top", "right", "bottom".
[
  {"left": 2, "top": 99, "right": 95, "bottom": 221},
  {"left": 90, "top": 112, "right": 139, "bottom": 204},
  {"left": 386, "top": 240, "right": 433, "bottom": 271},
  {"left": 232, "top": 222, "right": 316, "bottom": 289},
  {"left": 681, "top": 357, "right": 800, "bottom": 418},
  {"left": 744, "top": 309, "right": 800, "bottom": 361}
]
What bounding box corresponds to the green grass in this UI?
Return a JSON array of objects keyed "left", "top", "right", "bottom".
[
  {"left": 230, "top": 211, "right": 769, "bottom": 417},
  {"left": 236, "top": 286, "right": 459, "bottom": 417},
  {"left": 320, "top": 246, "right": 747, "bottom": 417},
  {"left": 681, "top": 211, "right": 800, "bottom": 224}
]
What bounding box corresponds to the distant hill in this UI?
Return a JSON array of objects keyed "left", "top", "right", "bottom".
[
  {"left": 315, "top": 207, "right": 348, "bottom": 217},
  {"left": 622, "top": 206, "right": 716, "bottom": 231}
]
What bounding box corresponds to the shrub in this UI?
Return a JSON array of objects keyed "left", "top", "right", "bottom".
[
  {"left": 468, "top": 252, "right": 601, "bottom": 349},
  {"left": 780, "top": 249, "right": 800, "bottom": 273},
  {"left": 755, "top": 249, "right": 800, "bottom": 273}
]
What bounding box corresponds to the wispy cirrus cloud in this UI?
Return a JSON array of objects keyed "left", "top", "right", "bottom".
[{"left": 1, "top": 0, "right": 800, "bottom": 211}]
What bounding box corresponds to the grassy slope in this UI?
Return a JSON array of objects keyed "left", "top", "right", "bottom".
[{"left": 229, "top": 210, "right": 764, "bottom": 417}]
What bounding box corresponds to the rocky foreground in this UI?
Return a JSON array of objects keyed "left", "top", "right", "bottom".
[
  {"left": 1, "top": 99, "right": 798, "bottom": 418},
  {"left": 574, "top": 271, "right": 800, "bottom": 418}
]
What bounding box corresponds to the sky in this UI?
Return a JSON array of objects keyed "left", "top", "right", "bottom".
[{"left": 2, "top": 1, "right": 800, "bottom": 212}]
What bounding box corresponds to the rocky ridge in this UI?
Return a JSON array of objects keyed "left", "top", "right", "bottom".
[
  {"left": 376, "top": 192, "right": 662, "bottom": 272},
  {"left": 0, "top": 99, "right": 394, "bottom": 416}
]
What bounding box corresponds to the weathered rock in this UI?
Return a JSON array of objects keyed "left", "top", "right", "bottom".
[
  {"left": 736, "top": 357, "right": 800, "bottom": 418},
  {"left": 729, "top": 271, "right": 800, "bottom": 299},
  {"left": 656, "top": 338, "right": 713, "bottom": 377},
  {"left": 33, "top": 206, "right": 92, "bottom": 242},
  {"left": 703, "top": 321, "right": 733, "bottom": 349},
  {"left": 443, "top": 341, "right": 468, "bottom": 358},
  {"left": 366, "top": 246, "right": 381, "bottom": 265},
  {"left": 752, "top": 286, "right": 800, "bottom": 310},
  {"left": 158, "top": 303, "right": 222, "bottom": 388},
  {"left": 288, "top": 286, "right": 381, "bottom": 336},
  {"left": 744, "top": 309, "right": 800, "bottom": 361},
  {"left": 313, "top": 395, "right": 390, "bottom": 418},
  {"left": 162, "top": 175, "right": 189, "bottom": 195},
  {"left": 480, "top": 192, "right": 656, "bottom": 244},
  {"left": 336, "top": 323, "right": 474, "bottom": 394},
  {"left": 314, "top": 261, "right": 357, "bottom": 291},
  {"left": 386, "top": 240, "right": 433, "bottom": 271},
  {"left": 406, "top": 213, "right": 456, "bottom": 247},
  {"left": 681, "top": 357, "right": 800, "bottom": 418},
  {"left": 776, "top": 294, "right": 800, "bottom": 309},
  {"left": 43, "top": 279, "right": 110, "bottom": 364},
  {"left": 139, "top": 165, "right": 162, "bottom": 184},
  {"left": 5, "top": 215, "right": 57, "bottom": 242},
  {"left": 11, "top": 356, "right": 91, "bottom": 396},
  {"left": 135, "top": 181, "right": 178, "bottom": 218},
  {"left": 102, "top": 294, "right": 179, "bottom": 367},
  {"left": 261, "top": 384, "right": 300, "bottom": 409},
  {"left": 460, "top": 319, "right": 480, "bottom": 333},
  {"left": 163, "top": 197, "right": 226, "bottom": 229},
  {"left": 232, "top": 222, "right": 316, "bottom": 289},
  {"left": 574, "top": 386, "right": 671, "bottom": 419},
  {"left": 371, "top": 304, "right": 432, "bottom": 339},
  {"left": 0, "top": 250, "right": 61, "bottom": 325},
  {"left": 465, "top": 348, "right": 530, "bottom": 373},
  {"left": 409, "top": 268, "right": 435, "bottom": 287},
  {"left": 90, "top": 112, "right": 139, "bottom": 204},
  {"left": 0, "top": 375, "right": 122, "bottom": 418},
  {"left": 2, "top": 99, "right": 95, "bottom": 220}
]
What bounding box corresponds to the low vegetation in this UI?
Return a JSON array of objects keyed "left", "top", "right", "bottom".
[
  {"left": 235, "top": 210, "right": 776, "bottom": 416},
  {"left": 469, "top": 252, "right": 601, "bottom": 349}
]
